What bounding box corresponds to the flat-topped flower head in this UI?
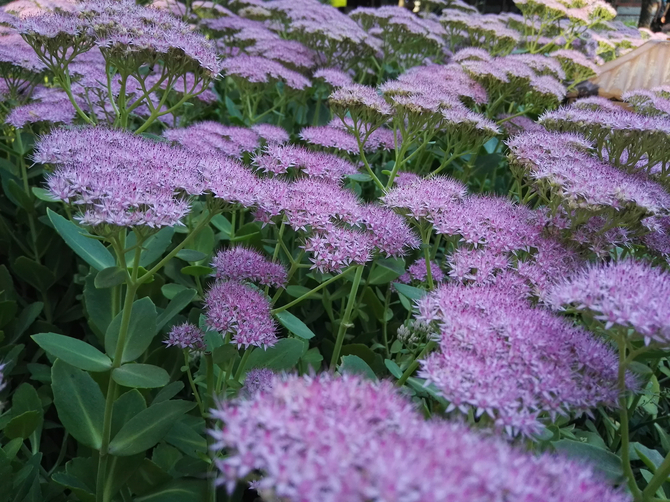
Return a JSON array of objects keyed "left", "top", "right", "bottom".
[
  {"left": 313, "top": 67, "right": 353, "bottom": 88},
  {"left": 210, "top": 372, "right": 630, "bottom": 502},
  {"left": 164, "top": 323, "right": 206, "bottom": 353},
  {"left": 303, "top": 226, "right": 373, "bottom": 273},
  {"left": 547, "top": 259, "right": 670, "bottom": 345},
  {"left": 205, "top": 280, "right": 277, "bottom": 349},
  {"left": 399, "top": 258, "right": 445, "bottom": 285},
  {"left": 6, "top": 87, "right": 79, "bottom": 127},
  {"left": 299, "top": 125, "right": 359, "bottom": 154},
  {"left": 221, "top": 54, "right": 310, "bottom": 90},
  {"left": 164, "top": 121, "right": 261, "bottom": 157},
  {"left": 211, "top": 247, "right": 287, "bottom": 288},
  {"left": 329, "top": 84, "right": 393, "bottom": 122},
  {"left": 35, "top": 127, "right": 203, "bottom": 228},
  {"left": 241, "top": 368, "right": 274, "bottom": 397},
  {"left": 452, "top": 47, "right": 492, "bottom": 62},
  {"left": 251, "top": 123, "right": 289, "bottom": 144},
  {"left": 253, "top": 144, "right": 359, "bottom": 181},
  {"left": 507, "top": 131, "right": 670, "bottom": 216},
  {"left": 418, "top": 283, "right": 626, "bottom": 436},
  {"left": 508, "top": 53, "right": 566, "bottom": 79},
  {"left": 359, "top": 204, "right": 420, "bottom": 257},
  {"left": 382, "top": 176, "right": 467, "bottom": 221}
]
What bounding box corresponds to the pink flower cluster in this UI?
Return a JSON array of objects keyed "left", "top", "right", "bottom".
[
  {"left": 204, "top": 280, "right": 277, "bottom": 349},
  {"left": 211, "top": 373, "right": 629, "bottom": 501},
  {"left": 211, "top": 246, "right": 287, "bottom": 288},
  {"left": 547, "top": 259, "right": 670, "bottom": 345},
  {"left": 253, "top": 143, "right": 359, "bottom": 181},
  {"left": 418, "top": 283, "right": 627, "bottom": 436}
]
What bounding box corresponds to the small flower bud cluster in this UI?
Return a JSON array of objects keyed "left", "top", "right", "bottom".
[{"left": 164, "top": 323, "right": 206, "bottom": 354}]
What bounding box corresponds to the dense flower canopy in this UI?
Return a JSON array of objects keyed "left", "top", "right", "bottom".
[{"left": 211, "top": 373, "right": 630, "bottom": 502}]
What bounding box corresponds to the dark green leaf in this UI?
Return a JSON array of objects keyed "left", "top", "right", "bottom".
[
  {"left": 134, "top": 479, "right": 207, "bottom": 502},
  {"left": 126, "top": 228, "right": 175, "bottom": 268},
  {"left": 212, "top": 344, "right": 238, "bottom": 366},
  {"left": 108, "top": 400, "right": 195, "bottom": 456},
  {"left": 51, "top": 360, "right": 104, "bottom": 450},
  {"left": 4, "top": 411, "right": 41, "bottom": 439},
  {"left": 112, "top": 389, "right": 147, "bottom": 438},
  {"left": 112, "top": 364, "right": 170, "bottom": 389},
  {"left": 161, "top": 283, "right": 188, "bottom": 300},
  {"left": 225, "top": 96, "right": 244, "bottom": 121},
  {"left": 553, "top": 439, "right": 623, "bottom": 481},
  {"left": 180, "top": 265, "right": 213, "bottom": 277},
  {"left": 32, "top": 333, "right": 112, "bottom": 372},
  {"left": 392, "top": 283, "right": 427, "bottom": 300},
  {"left": 164, "top": 421, "right": 207, "bottom": 458},
  {"left": 84, "top": 272, "right": 114, "bottom": 337},
  {"left": 31, "top": 187, "right": 58, "bottom": 202},
  {"left": 48, "top": 209, "right": 115, "bottom": 271},
  {"left": 274, "top": 311, "right": 315, "bottom": 339},
  {"left": 210, "top": 214, "right": 232, "bottom": 237},
  {"left": 156, "top": 289, "right": 196, "bottom": 330},
  {"left": 11, "top": 302, "right": 43, "bottom": 343},
  {"left": 339, "top": 355, "right": 376, "bottom": 380},
  {"left": 246, "top": 338, "right": 304, "bottom": 372},
  {"left": 13, "top": 257, "right": 56, "bottom": 291},
  {"left": 6, "top": 179, "right": 33, "bottom": 211},
  {"left": 105, "top": 297, "right": 157, "bottom": 363},
  {"left": 94, "top": 267, "right": 127, "bottom": 289},
  {"left": 368, "top": 259, "right": 405, "bottom": 285},
  {"left": 175, "top": 249, "right": 207, "bottom": 262},
  {"left": 0, "top": 300, "right": 17, "bottom": 329},
  {"left": 152, "top": 381, "right": 184, "bottom": 405}
]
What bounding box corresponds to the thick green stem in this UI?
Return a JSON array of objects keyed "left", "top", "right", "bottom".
[
  {"left": 271, "top": 267, "right": 354, "bottom": 314},
  {"left": 205, "top": 353, "right": 215, "bottom": 409},
  {"left": 184, "top": 350, "right": 204, "bottom": 415},
  {"left": 233, "top": 348, "right": 253, "bottom": 381},
  {"left": 96, "top": 280, "right": 138, "bottom": 502},
  {"left": 329, "top": 265, "right": 364, "bottom": 368},
  {"left": 422, "top": 225, "right": 434, "bottom": 290},
  {"left": 642, "top": 453, "right": 670, "bottom": 501},
  {"left": 396, "top": 340, "right": 437, "bottom": 387},
  {"left": 617, "top": 338, "right": 642, "bottom": 500}
]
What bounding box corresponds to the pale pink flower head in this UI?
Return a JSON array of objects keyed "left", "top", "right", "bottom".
[
  {"left": 251, "top": 123, "right": 289, "bottom": 144},
  {"left": 382, "top": 176, "right": 467, "bottom": 221},
  {"left": 35, "top": 127, "right": 203, "bottom": 228},
  {"left": 204, "top": 280, "right": 277, "bottom": 349},
  {"left": 418, "top": 283, "right": 626, "bottom": 436},
  {"left": 164, "top": 323, "right": 206, "bottom": 353},
  {"left": 452, "top": 47, "right": 492, "bottom": 62},
  {"left": 313, "top": 67, "right": 354, "bottom": 88},
  {"left": 210, "top": 372, "right": 631, "bottom": 502},
  {"left": 329, "top": 84, "right": 393, "bottom": 120},
  {"left": 547, "top": 259, "right": 670, "bottom": 346},
  {"left": 398, "top": 258, "right": 445, "bottom": 285},
  {"left": 211, "top": 246, "right": 287, "bottom": 288},
  {"left": 253, "top": 144, "right": 359, "bottom": 181},
  {"left": 303, "top": 226, "right": 373, "bottom": 273},
  {"left": 221, "top": 55, "right": 311, "bottom": 90},
  {"left": 359, "top": 204, "right": 420, "bottom": 258},
  {"left": 241, "top": 368, "right": 274, "bottom": 397}
]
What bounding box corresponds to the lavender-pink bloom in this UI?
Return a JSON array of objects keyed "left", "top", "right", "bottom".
[
  {"left": 418, "top": 284, "right": 626, "bottom": 436},
  {"left": 241, "top": 368, "right": 274, "bottom": 397},
  {"left": 547, "top": 260, "right": 670, "bottom": 345},
  {"left": 359, "top": 204, "right": 420, "bottom": 257},
  {"left": 210, "top": 372, "right": 630, "bottom": 501},
  {"left": 35, "top": 127, "right": 202, "bottom": 228},
  {"left": 211, "top": 246, "right": 287, "bottom": 287},
  {"left": 382, "top": 176, "right": 467, "bottom": 221},
  {"left": 303, "top": 226, "right": 373, "bottom": 273},
  {"left": 399, "top": 258, "right": 445, "bottom": 284},
  {"left": 299, "top": 125, "right": 359, "bottom": 154},
  {"left": 329, "top": 84, "right": 393, "bottom": 118},
  {"left": 205, "top": 280, "right": 277, "bottom": 349},
  {"left": 313, "top": 67, "right": 354, "bottom": 87},
  {"left": 164, "top": 323, "right": 206, "bottom": 353},
  {"left": 164, "top": 121, "right": 261, "bottom": 157},
  {"left": 253, "top": 144, "right": 359, "bottom": 181},
  {"left": 251, "top": 123, "right": 289, "bottom": 144},
  {"left": 6, "top": 91, "right": 77, "bottom": 127},
  {"left": 221, "top": 55, "right": 311, "bottom": 90}
]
